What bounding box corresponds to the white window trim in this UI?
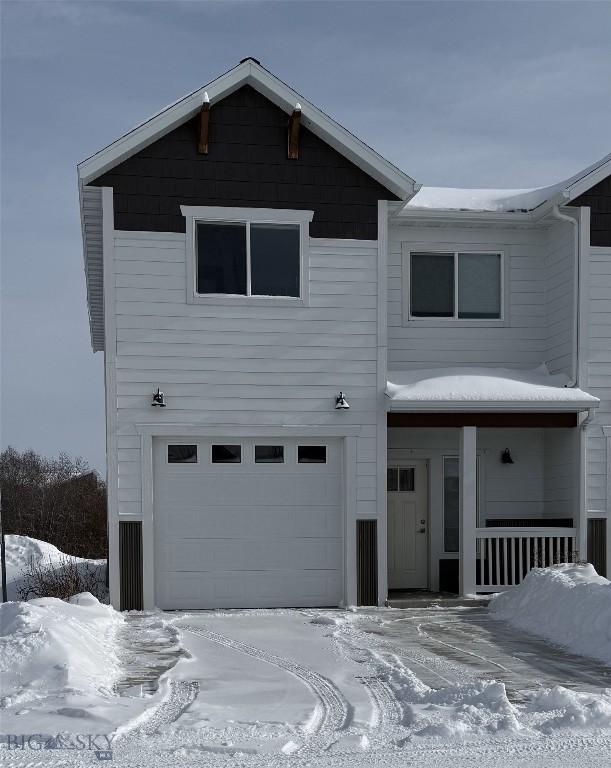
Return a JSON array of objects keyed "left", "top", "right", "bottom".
[
  {"left": 182, "top": 206, "right": 313, "bottom": 306},
  {"left": 401, "top": 243, "right": 508, "bottom": 326}
]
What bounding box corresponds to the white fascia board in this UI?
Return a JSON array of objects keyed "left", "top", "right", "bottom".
[
  {"left": 77, "top": 62, "right": 248, "bottom": 184},
  {"left": 563, "top": 153, "right": 611, "bottom": 201},
  {"left": 391, "top": 207, "right": 539, "bottom": 226},
  {"left": 77, "top": 60, "right": 416, "bottom": 199},
  {"left": 387, "top": 400, "right": 599, "bottom": 413}
]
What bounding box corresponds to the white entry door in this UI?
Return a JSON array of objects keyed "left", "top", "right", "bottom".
[{"left": 387, "top": 462, "right": 428, "bottom": 589}]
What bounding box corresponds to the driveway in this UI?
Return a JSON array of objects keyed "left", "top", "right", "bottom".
[
  {"left": 360, "top": 605, "right": 611, "bottom": 699},
  {"left": 3, "top": 605, "right": 611, "bottom": 768}
]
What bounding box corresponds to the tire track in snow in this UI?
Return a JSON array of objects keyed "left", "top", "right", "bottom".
[
  {"left": 116, "top": 679, "right": 199, "bottom": 741},
  {"left": 357, "top": 675, "right": 403, "bottom": 736},
  {"left": 182, "top": 625, "right": 350, "bottom": 753},
  {"left": 325, "top": 622, "right": 405, "bottom": 745}
]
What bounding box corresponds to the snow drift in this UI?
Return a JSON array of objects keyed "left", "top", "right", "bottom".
[
  {"left": 0, "top": 592, "right": 124, "bottom": 707},
  {"left": 3, "top": 534, "right": 107, "bottom": 601},
  {"left": 490, "top": 564, "right": 611, "bottom": 666}
]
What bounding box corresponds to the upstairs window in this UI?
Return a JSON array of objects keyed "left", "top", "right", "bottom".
[
  {"left": 196, "top": 220, "right": 300, "bottom": 297},
  {"left": 409, "top": 251, "right": 502, "bottom": 320}
]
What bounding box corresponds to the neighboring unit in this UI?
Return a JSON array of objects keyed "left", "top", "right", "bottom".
[{"left": 78, "top": 59, "right": 611, "bottom": 610}]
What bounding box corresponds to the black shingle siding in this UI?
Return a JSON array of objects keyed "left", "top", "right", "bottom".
[
  {"left": 570, "top": 173, "right": 611, "bottom": 247},
  {"left": 90, "top": 86, "right": 399, "bottom": 239}
]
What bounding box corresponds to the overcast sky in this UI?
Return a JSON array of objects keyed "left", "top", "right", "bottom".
[{"left": 1, "top": 1, "right": 610, "bottom": 473}]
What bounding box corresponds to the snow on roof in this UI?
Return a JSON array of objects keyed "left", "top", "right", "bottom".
[
  {"left": 402, "top": 152, "right": 611, "bottom": 214},
  {"left": 403, "top": 184, "right": 562, "bottom": 213},
  {"left": 385, "top": 365, "right": 598, "bottom": 410}
]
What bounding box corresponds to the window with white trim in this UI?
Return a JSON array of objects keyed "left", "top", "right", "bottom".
[
  {"left": 196, "top": 220, "right": 300, "bottom": 297},
  {"left": 182, "top": 207, "right": 313, "bottom": 304},
  {"left": 409, "top": 251, "right": 502, "bottom": 319}
]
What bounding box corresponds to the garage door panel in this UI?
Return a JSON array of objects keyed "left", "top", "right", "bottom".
[
  {"left": 156, "top": 474, "right": 341, "bottom": 507},
  {"left": 154, "top": 437, "right": 343, "bottom": 609},
  {"left": 164, "top": 537, "right": 342, "bottom": 572},
  {"left": 156, "top": 505, "right": 342, "bottom": 539},
  {"left": 159, "top": 570, "right": 341, "bottom": 609}
]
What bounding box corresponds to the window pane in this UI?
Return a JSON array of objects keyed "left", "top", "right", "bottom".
[
  {"left": 410, "top": 253, "right": 454, "bottom": 317},
  {"left": 255, "top": 445, "right": 284, "bottom": 463},
  {"left": 211, "top": 444, "right": 241, "bottom": 463},
  {"left": 250, "top": 224, "right": 300, "bottom": 297},
  {"left": 168, "top": 445, "right": 197, "bottom": 463},
  {"left": 196, "top": 222, "right": 247, "bottom": 295},
  {"left": 399, "top": 468, "right": 415, "bottom": 492},
  {"left": 444, "top": 458, "right": 460, "bottom": 553},
  {"left": 387, "top": 468, "right": 398, "bottom": 492},
  {"left": 298, "top": 445, "right": 326, "bottom": 464},
  {"left": 458, "top": 253, "right": 501, "bottom": 319}
]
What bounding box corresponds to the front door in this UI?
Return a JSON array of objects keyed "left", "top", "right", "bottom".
[{"left": 387, "top": 462, "right": 428, "bottom": 589}]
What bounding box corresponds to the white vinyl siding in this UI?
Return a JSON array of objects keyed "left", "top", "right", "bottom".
[
  {"left": 388, "top": 219, "right": 575, "bottom": 377},
  {"left": 544, "top": 220, "right": 575, "bottom": 375},
  {"left": 388, "top": 224, "right": 547, "bottom": 369},
  {"left": 584, "top": 246, "right": 611, "bottom": 516},
  {"left": 112, "top": 232, "right": 379, "bottom": 520}
]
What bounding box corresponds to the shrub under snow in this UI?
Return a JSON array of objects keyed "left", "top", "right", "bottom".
[
  {"left": 4, "top": 534, "right": 107, "bottom": 602},
  {"left": 490, "top": 564, "right": 611, "bottom": 666}
]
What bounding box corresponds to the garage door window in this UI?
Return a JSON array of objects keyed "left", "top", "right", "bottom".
[
  {"left": 167, "top": 445, "right": 198, "bottom": 463},
  {"left": 255, "top": 445, "right": 284, "bottom": 463},
  {"left": 298, "top": 445, "right": 327, "bottom": 464},
  {"left": 211, "top": 444, "right": 241, "bottom": 463}
]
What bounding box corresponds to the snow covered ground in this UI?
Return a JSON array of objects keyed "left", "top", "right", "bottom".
[{"left": 1, "top": 559, "right": 611, "bottom": 766}]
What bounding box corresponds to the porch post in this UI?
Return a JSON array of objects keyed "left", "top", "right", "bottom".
[{"left": 459, "top": 426, "right": 477, "bottom": 597}]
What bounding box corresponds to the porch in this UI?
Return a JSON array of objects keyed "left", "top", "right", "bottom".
[{"left": 384, "top": 367, "right": 598, "bottom": 598}]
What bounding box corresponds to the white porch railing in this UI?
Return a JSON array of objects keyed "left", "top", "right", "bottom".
[{"left": 475, "top": 527, "right": 577, "bottom": 592}]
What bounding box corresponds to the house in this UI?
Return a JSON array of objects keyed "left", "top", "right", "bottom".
[{"left": 78, "top": 58, "right": 611, "bottom": 611}]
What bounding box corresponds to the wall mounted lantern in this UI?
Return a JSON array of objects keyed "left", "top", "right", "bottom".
[
  {"left": 335, "top": 392, "right": 350, "bottom": 410},
  {"left": 151, "top": 388, "right": 166, "bottom": 408},
  {"left": 501, "top": 448, "right": 514, "bottom": 464}
]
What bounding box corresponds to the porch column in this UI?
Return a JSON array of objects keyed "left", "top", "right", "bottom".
[{"left": 459, "top": 426, "right": 477, "bottom": 597}]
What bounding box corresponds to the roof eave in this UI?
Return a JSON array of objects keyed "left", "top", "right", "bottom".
[{"left": 77, "top": 60, "right": 416, "bottom": 199}]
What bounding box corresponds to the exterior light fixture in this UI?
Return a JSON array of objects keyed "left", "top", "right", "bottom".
[
  {"left": 501, "top": 448, "right": 514, "bottom": 464},
  {"left": 151, "top": 388, "right": 166, "bottom": 407},
  {"left": 335, "top": 392, "right": 350, "bottom": 410}
]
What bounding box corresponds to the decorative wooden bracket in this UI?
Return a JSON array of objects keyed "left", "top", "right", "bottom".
[
  {"left": 288, "top": 102, "right": 301, "bottom": 160},
  {"left": 198, "top": 92, "right": 210, "bottom": 155}
]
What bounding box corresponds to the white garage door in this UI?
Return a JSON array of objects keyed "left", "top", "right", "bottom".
[{"left": 153, "top": 438, "right": 343, "bottom": 609}]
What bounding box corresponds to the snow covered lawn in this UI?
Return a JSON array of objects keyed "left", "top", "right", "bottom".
[{"left": 491, "top": 563, "right": 611, "bottom": 665}]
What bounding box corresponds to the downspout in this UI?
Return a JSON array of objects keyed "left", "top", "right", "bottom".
[{"left": 551, "top": 204, "right": 579, "bottom": 387}]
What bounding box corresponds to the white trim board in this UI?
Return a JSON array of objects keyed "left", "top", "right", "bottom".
[
  {"left": 386, "top": 402, "right": 597, "bottom": 413},
  {"left": 77, "top": 59, "right": 416, "bottom": 199},
  {"left": 134, "top": 424, "right": 363, "bottom": 437}
]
